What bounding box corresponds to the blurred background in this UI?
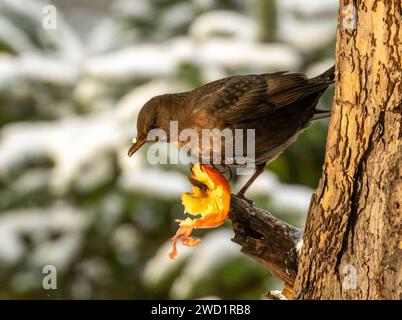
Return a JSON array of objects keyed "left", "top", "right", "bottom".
[{"left": 0, "top": 0, "right": 336, "bottom": 299}]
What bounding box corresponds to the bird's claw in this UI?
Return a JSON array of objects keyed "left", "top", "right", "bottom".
[{"left": 236, "top": 192, "right": 255, "bottom": 205}]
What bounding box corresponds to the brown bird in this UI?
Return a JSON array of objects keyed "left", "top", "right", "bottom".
[{"left": 128, "top": 66, "right": 334, "bottom": 200}]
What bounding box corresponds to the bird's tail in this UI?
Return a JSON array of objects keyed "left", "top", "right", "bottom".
[{"left": 312, "top": 65, "right": 335, "bottom": 83}]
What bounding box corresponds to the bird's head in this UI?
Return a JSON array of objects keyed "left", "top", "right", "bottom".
[{"left": 128, "top": 95, "right": 173, "bottom": 157}]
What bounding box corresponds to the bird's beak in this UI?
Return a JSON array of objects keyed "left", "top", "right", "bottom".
[{"left": 128, "top": 136, "right": 146, "bottom": 157}]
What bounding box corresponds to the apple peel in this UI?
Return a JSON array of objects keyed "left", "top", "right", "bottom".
[{"left": 168, "top": 164, "right": 231, "bottom": 260}]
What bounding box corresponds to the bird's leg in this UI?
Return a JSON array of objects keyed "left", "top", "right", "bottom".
[
  {"left": 221, "top": 163, "right": 233, "bottom": 181},
  {"left": 237, "top": 163, "right": 266, "bottom": 204},
  {"left": 312, "top": 109, "right": 331, "bottom": 121},
  {"left": 210, "top": 162, "right": 220, "bottom": 173},
  {"left": 211, "top": 163, "right": 233, "bottom": 181}
]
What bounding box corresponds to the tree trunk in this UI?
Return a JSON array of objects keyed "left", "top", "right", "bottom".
[{"left": 293, "top": 0, "right": 401, "bottom": 299}]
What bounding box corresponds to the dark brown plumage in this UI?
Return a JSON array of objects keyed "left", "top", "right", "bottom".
[{"left": 128, "top": 66, "right": 335, "bottom": 199}]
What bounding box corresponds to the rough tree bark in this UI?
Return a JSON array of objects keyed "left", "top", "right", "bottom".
[
  {"left": 293, "top": 0, "right": 401, "bottom": 299},
  {"left": 230, "top": 0, "right": 401, "bottom": 300}
]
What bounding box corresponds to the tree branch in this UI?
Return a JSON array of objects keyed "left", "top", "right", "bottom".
[{"left": 229, "top": 195, "right": 302, "bottom": 287}]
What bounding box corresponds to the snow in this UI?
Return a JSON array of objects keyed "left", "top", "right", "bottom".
[
  {"left": 11, "top": 169, "right": 50, "bottom": 195},
  {"left": 119, "top": 168, "right": 189, "bottom": 199},
  {"left": 28, "top": 234, "right": 83, "bottom": 272},
  {"left": 189, "top": 11, "right": 257, "bottom": 40},
  {"left": 111, "top": 0, "right": 153, "bottom": 19},
  {"left": 280, "top": 0, "right": 339, "bottom": 16},
  {"left": 270, "top": 184, "right": 313, "bottom": 214},
  {"left": 83, "top": 45, "right": 178, "bottom": 80},
  {"left": 0, "top": 54, "right": 79, "bottom": 86},
  {"left": 0, "top": 0, "right": 82, "bottom": 60},
  {"left": 236, "top": 170, "right": 278, "bottom": 195},
  {"left": 277, "top": 0, "right": 337, "bottom": 52},
  {"left": 295, "top": 239, "right": 304, "bottom": 255},
  {"left": 142, "top": 229, "right": 240, "bottom": 299},
  {"left": 0, "top": 80, "right": 185, "bottom": 193},
  {"left": 160, "top": 3, "right": 194, "bottom": 30},
  {"left": 142, "top": 239, "right": 193, "bottom": 286},
  {"left": 0, "top": 17, "right": 36, "bottom": 52},
  {"left": 305, "top": 60, "right": 335, "bottom": 78},
  {"left": 0, "top": 114, "right": 123, "bottom": 192},
  {"left": 235, "top": 170, "right": 313, "bottom": 215},
  {"left": 83, "top": 37, "right": 302, "bottom": 82},
  {"left": 111, "top": 223, "right": 140, "bottom": 264},
  {"left": 170, "top": 229, "right": 239, "bottom": 299},
  {"left": 268, "top": 290, "right": 287, "bottom": 300},
  {"left": 198, "top": 39, "right": 302, "bottom": 71},
  {"left": 0, "top": 206, "right": 90, "bottom": 264},
  {"left": 279, "top": 18, "right": 337, "bottom": 52}
]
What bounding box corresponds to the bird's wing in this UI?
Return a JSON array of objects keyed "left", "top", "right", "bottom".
[{"left": 196, "top": 73, "right": 331, "bottom": 125}]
